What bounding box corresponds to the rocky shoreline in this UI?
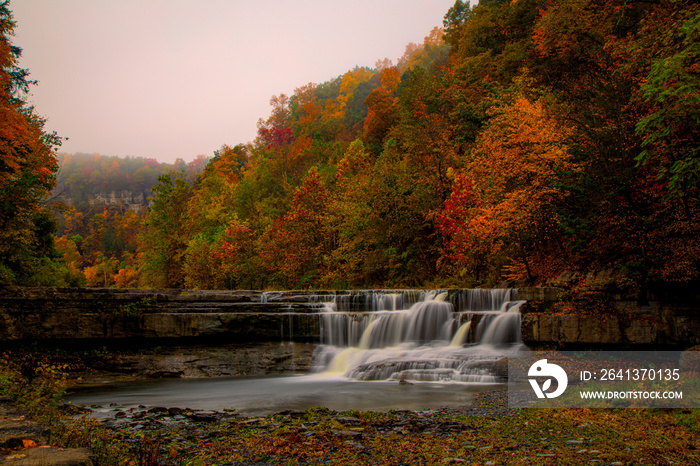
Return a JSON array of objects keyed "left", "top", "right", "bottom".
[
  {"left": 5, "top": 386, "right": 700, "bottom": 464},
  {"left": 59, "top": 388, "right": 520, "bottom": 464}
]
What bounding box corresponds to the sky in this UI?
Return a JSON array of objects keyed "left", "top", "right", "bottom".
[{"left": 11, "top": 0, "right": 461, "bottom": 164}]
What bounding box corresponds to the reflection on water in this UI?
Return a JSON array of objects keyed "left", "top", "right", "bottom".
[{"left": 66, "top": 375, "right": 500, "bottom": 417}]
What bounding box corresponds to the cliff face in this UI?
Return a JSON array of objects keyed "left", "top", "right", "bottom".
[
  {"left": 0, "top": 288, "right": 319, "bottom": 343},
  {"left": 518, "top": 286, "right": 700, "bottom": 348},
  {"left": 86, "top": 190, "right": 151, "bottom": 212},
  {"left": 57, "top": 190, "right": 151, "bottom": 213}
]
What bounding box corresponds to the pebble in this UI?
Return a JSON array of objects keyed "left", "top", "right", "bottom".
[
  {"left": 344, "top": 440, "right": 365, "bottom": 449},
  {"left": 331, "top": 429, "right": 362, "bottom": 439},
  {"left": 442, "top": 458, "right": 465, "bottom": 464},
  {"left": 240, "top": 418, "right": 266, "bottom": 425},
  {"left": 336, "top": 416, "right": 361, "bottom": 425}
]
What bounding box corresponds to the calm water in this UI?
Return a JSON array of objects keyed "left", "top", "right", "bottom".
[{"left": 66, "top": 375, "right": 501, "bottom": 417}]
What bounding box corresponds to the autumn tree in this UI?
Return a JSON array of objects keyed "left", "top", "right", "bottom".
[
  {"left": 363, "top": 67, "right": 401, "bottom": 152},
  {"left": 258, "top": 168, "right": 334, "bottom": 288},
  {"left": 437, "top": 93, "right": 577, "bottom": 284},
  {"left": 0, "top": 1, "right": 65, "bottom": 285}
]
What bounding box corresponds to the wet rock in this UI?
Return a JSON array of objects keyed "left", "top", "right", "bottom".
[
  {"left": 187, "top": 411, "right": 218, "bottom": 423},
  {"left": 239, "top": 418, "right": 266, "bottom": 425},
  {"left": 147, "top": 407, "right": 169, "bottom": 414},
  {"left": 0, "top": 397, "right": 95, "bottom": 465},
  {"left": 58, "top": 403, "right": 92, "bottom": 416}
]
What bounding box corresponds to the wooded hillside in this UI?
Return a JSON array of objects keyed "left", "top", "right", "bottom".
[
  {"left": 3, "top": 0, "right": 699, "bottom": 291},
  {"left": 135, "top": 0, "right": 699, "bottom": 290}
]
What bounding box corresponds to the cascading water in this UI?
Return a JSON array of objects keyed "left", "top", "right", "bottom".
[{"left": 313, "top": 289, "right": 526, "bottom": 383}]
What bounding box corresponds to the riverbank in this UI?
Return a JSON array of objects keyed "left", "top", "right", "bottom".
[
  {"left": 2, "top": 350, "right": 699, "bottom": 465},
  {"left": 57, "top": 389, "right": 700, "bottom": 465}
]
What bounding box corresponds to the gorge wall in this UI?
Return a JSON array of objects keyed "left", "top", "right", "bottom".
[
  {"left": 0, "top": 287, "right": 697, "bottom": 348},
  {"left": 58, "top": 190, "right": 151, "bottom": 213}
]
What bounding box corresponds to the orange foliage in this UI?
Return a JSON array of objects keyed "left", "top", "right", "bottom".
[
  {"left": 438, "top": 96, "right": 577, "bottom": 282},
  {"left": 114, "top": 268, "right": 139, "bottom": 288}
]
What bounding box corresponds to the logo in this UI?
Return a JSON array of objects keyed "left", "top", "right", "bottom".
[{"left": 528, "top": 359, "right": 568, "bottom": 398}]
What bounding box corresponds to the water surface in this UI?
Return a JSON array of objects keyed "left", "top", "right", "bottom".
[{"left": 67, "top": 375, "right": 501, "bottom": 417}]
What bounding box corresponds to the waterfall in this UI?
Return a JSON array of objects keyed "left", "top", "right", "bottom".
[
  {"left": 312, "top": 288, "right": 525, "bottom": 382},
  {"left": 450, "top": 321, "right": 471, "bottom": 347}
]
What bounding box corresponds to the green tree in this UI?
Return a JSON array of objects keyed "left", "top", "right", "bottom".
[
  {"left": 138, "top": 173, "right": 191, "bottom": 288},
  {"left": 635, "top": 8, "right": 700, "bottom": 200}
]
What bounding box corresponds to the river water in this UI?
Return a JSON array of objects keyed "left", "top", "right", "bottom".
[{"left": 67, "top": 374, "right": 501, "bottom": 417}]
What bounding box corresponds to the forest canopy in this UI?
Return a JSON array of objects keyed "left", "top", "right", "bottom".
[{"left": 3, "top": 0, "right": 699, "bottom": 291}]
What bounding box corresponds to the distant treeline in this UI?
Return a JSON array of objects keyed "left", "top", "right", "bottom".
[
  {"left": 55, "top": 152, "right": 209, "bottom": 207},
  {"left": 51, "top": 153, "right": 209, "bottom": 287}
]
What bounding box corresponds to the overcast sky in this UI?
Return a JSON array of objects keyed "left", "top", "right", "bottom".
[{"left": 11, "top": 1, "right": 462, "bottom": 164}]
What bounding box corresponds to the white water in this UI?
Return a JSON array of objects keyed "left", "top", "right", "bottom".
[
  {"left": 450, "top": 321, "right": 471, "bottom": 347},
  {"left": 313, "top": 289, "right": 527, "bottom": 383}
]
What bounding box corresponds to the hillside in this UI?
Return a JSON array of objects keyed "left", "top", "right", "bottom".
[
  {"left": 3, "top": 0, "right": 698, "bottom": 291},
  {"left": 135, "top": 0, "right": 700, "bottom": 291}
]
